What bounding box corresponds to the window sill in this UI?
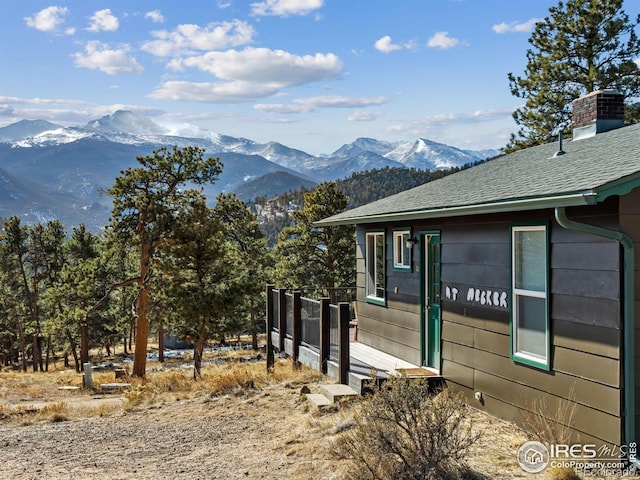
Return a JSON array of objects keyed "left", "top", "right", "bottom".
[
  {"left": 512, "top": 353, "right": 550, "bottom": 371},
  {"left": 366, "top": 296, "right": 386, "bottom": 307}
]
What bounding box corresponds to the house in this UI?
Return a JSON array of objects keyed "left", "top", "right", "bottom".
[{"left": 316, "top": 91, "right": 640, "bottom": 453}]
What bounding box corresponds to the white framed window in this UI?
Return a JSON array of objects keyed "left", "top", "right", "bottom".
[
  {"left": 393, "top": 230, "right": 412, "bottom": 270},
  {"left": 511, "top": 224, "right": 550, "bottom": 369},
  {"left": 366, "top": 231, "right": 385, "bottom": 304}
]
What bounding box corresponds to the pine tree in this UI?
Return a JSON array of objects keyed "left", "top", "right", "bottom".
[
  {"left": 506, "top": 0, "right": 640, "bottom": 152},
  {"left": 107, "top": 146, "right": 222, "bottom": 377},
  {"left": 275, "top": 182, "right": 355, "bottom": 300}
]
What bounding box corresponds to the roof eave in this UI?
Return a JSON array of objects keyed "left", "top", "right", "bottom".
[
  {"left": 315, "top": 192, "right": 598, "bottom": 227},
  {"left": 595, "top": 172, "right": 640, "bottom": 203}
]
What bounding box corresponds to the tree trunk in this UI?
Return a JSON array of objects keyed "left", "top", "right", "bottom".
[
  {"left": 66, "top": 328, "right": 80, "bottom": 372},
  {"left": 158, "top": 321, "right": 164, "bottom": 363},
  {"left": 18, "top": 319, "right": 26, "bottom": 373},
  {"left": 132, "top": 241, "right": 152, "bottom": 378},
  {"left": 250, "top": 298, "right": 258, "bottom": 351},
  {"left": 45, "top": 335, "right": 51, "bottom": 372},
  {"left": 32, "top": 333, "right": 39, "bottom": 372},
  {"left": 193, "top": 318, "right": 208, "bottom": 380},
  {"left": 129, "top": 317, "right": 134, "bottom": 351},
  {"left": 80, "top": 323, "right": 89, "bottom": 366}
]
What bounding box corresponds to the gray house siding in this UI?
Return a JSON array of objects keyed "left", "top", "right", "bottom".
[
  {"left": 355, "top": 202, "right": 625, "bottom": 446},
  {"left": 619, "top": 187, "right": 640, "bottom": 444},
  {"left": 355, "top": 226, "right": 422, "bottom": 365}
]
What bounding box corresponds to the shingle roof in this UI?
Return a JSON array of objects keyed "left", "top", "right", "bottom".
[{"left": 317, "top": 123, "right": 640, "bottom": 226}]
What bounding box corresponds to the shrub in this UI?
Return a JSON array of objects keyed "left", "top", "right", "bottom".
[{"left": 332, "top": 375, "right": 481, "bottom": 480}]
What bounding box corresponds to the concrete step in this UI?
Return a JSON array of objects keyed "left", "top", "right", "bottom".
[
  {"left": 100, "top": 383, "right": 131, "bottom": 392},
  {"left": 305, "top": 393, "right": 332, "bottom": 409},
  {"left": 347, "top": 371, "right": 369, "bottom": 394},
  {"left": 319, "top": 383, "right": 359, "bottom": 403}
]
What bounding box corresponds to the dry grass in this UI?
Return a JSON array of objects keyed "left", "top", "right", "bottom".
[{"left": 0, "top": 352, "right": 569, "bottom": 479}]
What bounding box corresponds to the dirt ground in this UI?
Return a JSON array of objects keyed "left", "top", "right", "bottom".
[{"left": 0, "top": 359, "right": 622, "bottom": 480}]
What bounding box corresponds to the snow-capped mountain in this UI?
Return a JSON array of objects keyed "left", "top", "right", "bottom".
[
  {"left": 0, "top": 119, "right": 62, "bottom": 142},
  {"left": 0, "top": 111, "right": 499, "bottom": 229},
  {"left": 385, "top": 138, "right": 485, "bottom": 169}
]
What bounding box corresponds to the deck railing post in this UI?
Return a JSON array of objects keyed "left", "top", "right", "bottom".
[
  {"left": 266, "top": 285, "right": 275, "bottom": 372},
  {"left": 292, "top": 291, "right": 301, "bottom": 369},
  {"left": 319, "top": 297, "right": 330, "bottom": 374},
  {"left": 278, "top": 288, "right": 286, "bottom": 353},
  {"left": 338, "top": 302, "right": 351, "bottom": 385}
]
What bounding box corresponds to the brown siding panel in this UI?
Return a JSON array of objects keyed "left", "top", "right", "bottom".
[
  {"left": 473, "top": 329, "right": 510, "bottom": 357},
  {"left": 441, "top": 359, "right": 474, "bottom": 388},
  {"left": 554, "top": 320, "right": 620, "bottom": 359},
  {"left": 552, "top": 294, "right": 620, "bottom": 329},
  {"left": 354, "top": 208, "right": 625, "bottom": 446},
  {"left": 442, "top": 320, "right": 474, "bottom": 347},
  {"left": 553, "top": 346, "right": 619, "bottom": 388}
]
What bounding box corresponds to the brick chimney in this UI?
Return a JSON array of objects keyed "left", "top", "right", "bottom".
[{"left": 572, "top": 90, "right": 625, "bottom": 140}]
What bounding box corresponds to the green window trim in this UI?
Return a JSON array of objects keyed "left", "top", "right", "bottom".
[
  {"left": 392, "top": 228, "right": 412, "bottom": 272},
  {"left": 365, "top": 230, "right": 386, "bottom": 305},
  {"left": 510, "top": 222, "right": 551, "bottom": 371}
]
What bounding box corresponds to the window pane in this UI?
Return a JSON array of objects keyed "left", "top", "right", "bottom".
[
  {"left": 367, "top": 235, "right": 375, "bottom": 295},
  {"left": 393, "top": 232, "right": 411, "bottom": 267},
  {"left": 401, "top": 233, "right": 411, "bottom": 267},
  {"left": 516, "top": 295, "right": 546, "bottom": 358},
  {"left": 367, "top": 233, "right": 385, "bottom": 299},
  {"left": 514, "top": 229, "right": 545, "bottom": 291},
  {"left": 375, "top": 234, "right": 385, "bottom": 297}
]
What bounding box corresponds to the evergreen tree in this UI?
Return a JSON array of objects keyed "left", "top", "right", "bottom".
[
  {"left": 275, "top": 182, "right": 355, "bottom": 300},
  {"left": 107, "top": 146, "right": 222, "bottom": 377},
  {"left": 214, "top": 193, "right": 272, "bottom": 350},
  {"left": 506, "top": 0, "right": 640, "bottom": 151}
]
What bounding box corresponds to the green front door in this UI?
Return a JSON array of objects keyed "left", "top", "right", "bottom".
[{"left": 421, "top": 232, "right": 441, "bottom": 370}]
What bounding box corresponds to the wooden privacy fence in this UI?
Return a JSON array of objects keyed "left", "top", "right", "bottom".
[{"left": 265, "top": 285, "right": 351, "bottom": 384}]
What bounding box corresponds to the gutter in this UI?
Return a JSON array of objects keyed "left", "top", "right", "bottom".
[
  {"left": 555, "top": 207, "right": 637, "bottom": 463},
  {"left": 316, "top": 192, "right": 598, "bottom": 227}
]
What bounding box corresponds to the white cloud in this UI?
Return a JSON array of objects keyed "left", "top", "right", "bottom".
[
  {"left": 145, "top": 10, "right": 165, "bottom": 24},
  {"left": 634, "top": 58, "right": 640, "bottom": 68},
  {"left": 0, "top": 97, "right": 165, "bottom": 126},
  {"left": 388, "top": 108, "right": 513, "bottom": 134},
  {"left": 148, "top": 81, "right": 278, "bottom": 102},
  {"left": 255, "top": 95, "right": 388, "bottom": 113},
  {"left": 492, "top": 18, "right": 541, "bottom": 34},
  {"left": 24, "top": 6, "right": 72, "bottom": 34},
  {"left": 374, "top": 35, "right": 417, "bottom": 53},
  {"left": 374, "top": 36, "right": 401, "bottom": 53},
  {"left": 87, "top": 9, "right": 119, "bottom": 32},
  {"left": 250, "top": 0, "right": 324, "bottom": 17},
  {"left": 141, "top": 20, "right": 255, "bottom": 57},
  {"left": 0, "top": 96, "right": 86, "bottom": 106},
  {"left": 348, "top": 110, "right": 383, "bottom": 122},
  {"left": 179, "top": 48, "right": 342, "bottom": 87},
  {"left": 72, "top": 41, "right": 143, "bottom": 75},
  {"left": 427, "top": 32, "right": 463, "bottom": 49},
  {"left": 0, "top": 105, "right": 15, "bottom": 116}
]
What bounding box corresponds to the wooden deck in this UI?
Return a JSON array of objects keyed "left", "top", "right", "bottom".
[{"left": 349, "top": 341, "right": 420, "bottom": 377}]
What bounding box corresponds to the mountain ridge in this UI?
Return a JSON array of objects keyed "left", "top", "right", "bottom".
[{"left": 0, "top": 111, "right": 500, "bottom": 229}]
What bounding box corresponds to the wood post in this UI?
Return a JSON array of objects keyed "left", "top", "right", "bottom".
[
  {"left": 338, "top": 302, "right": 350, "bottom": 385},
  {"left": 83, "top": 363, "right": 92, "bottom": 389},
  {"left": 319, "top": 297, "right": 330, "bottom": 374},
  {"left": 278, "top": 288, "right": 286, "bottom": 353},
  {"left": 266, "top": 285, "right": 275, "bottom": 372},
  {"left": 292, "top": 291, "right": 301, "bottom": 369}
]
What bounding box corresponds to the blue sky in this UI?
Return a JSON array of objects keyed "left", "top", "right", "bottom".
[{"left": 1, "top": 1, "right": 639, "bottom": 155}]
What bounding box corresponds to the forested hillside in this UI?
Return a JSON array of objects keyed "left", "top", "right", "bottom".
[{"left": 254, "top": 162, "right": 485, "bottom": 245}]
